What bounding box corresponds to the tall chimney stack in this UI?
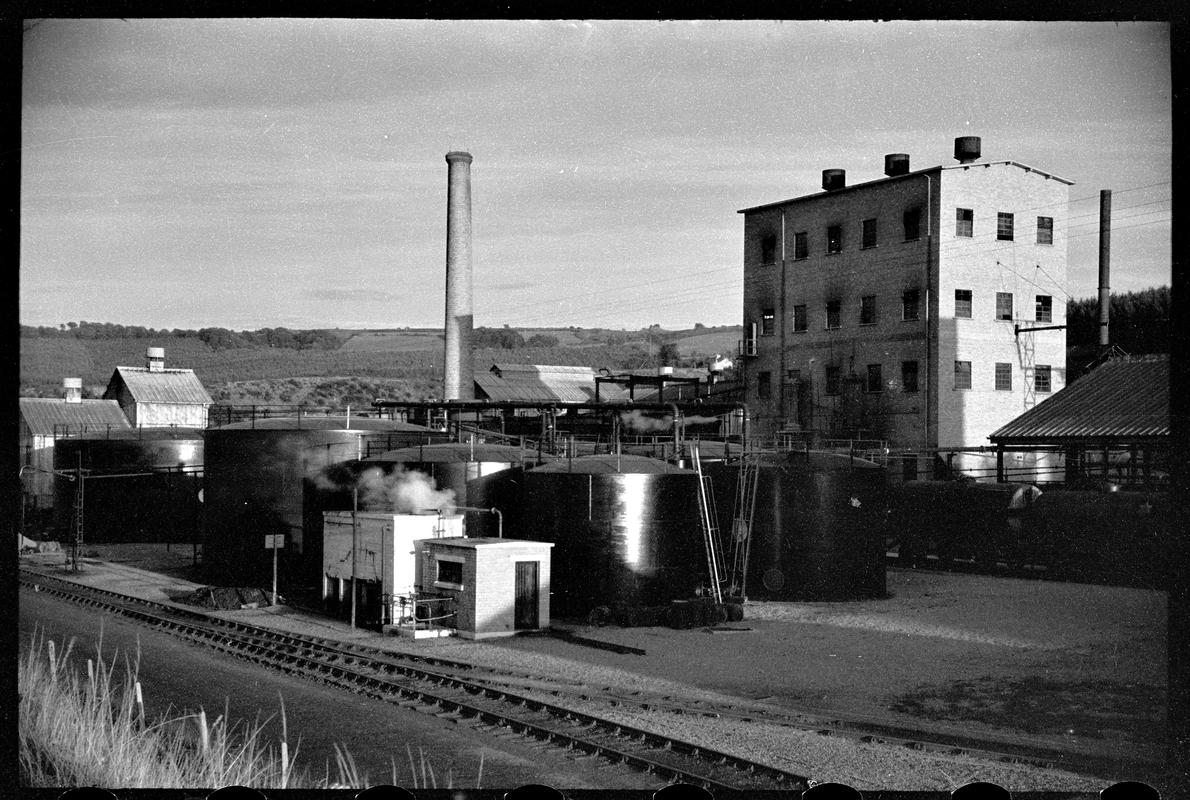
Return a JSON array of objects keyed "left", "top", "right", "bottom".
[
  {"left": 444, "top": 151, "right": 475, "bottom": 401},
  {"left": 1098, "top": 189, "right": 1112, "bottom": 350}
]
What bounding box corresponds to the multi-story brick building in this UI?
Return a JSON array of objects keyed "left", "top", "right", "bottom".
[{"left": 738, "top": 137, "right": 1069, "bottom": 478}]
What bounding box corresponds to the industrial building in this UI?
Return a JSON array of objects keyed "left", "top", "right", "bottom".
[
  {"left": 738, "top": 137, "right": 1069, "bottom": 477},
  {"left": 104, "top": 347, "right": 214, "bottom": 428}
]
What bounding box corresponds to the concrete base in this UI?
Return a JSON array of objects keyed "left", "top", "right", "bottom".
[{"left": 388, "top": 624, "right": 455, "bottom": 639}]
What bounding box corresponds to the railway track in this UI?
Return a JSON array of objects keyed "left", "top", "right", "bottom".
[
  {"left": 19, "top": 566, "right": 1151, "bottom": 783},
  {"left": 18, "top": 567, "right": 806, "bottom": 793}
]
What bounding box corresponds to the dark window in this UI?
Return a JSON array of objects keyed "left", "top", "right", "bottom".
[
  {"left": 436, "top": 559, "right": 463, "bottom": 585},
  {"left": 1035, "top": 295, "right": 1053, "bottom": 323},
  {"left": 826, "top": 300, "right": 841, "bottom": 330},
  {"left": 757, "top": 371, "right": 772, "bottom": 399},
  {"left": 860, "top": 295, "right": 877, "bottom": 325},
  {"left": 956, "top": 208, "right": 973, "bottom": 237},
  {"left": 793, "top": 304, "right": 807, "bottom": 332},
  {"left": 825, "top": 365, "right": 841, "bottom": 396},
  {"left": 1035, "top": 365, "right": 1052, "bottom": 394},
  {"left": 955, "top": 289, "right": 972, "bottom": 319},
  {"left": 862, "top": 218, "right": 878, "bottom": 249},
  {"left": 954, "top": 360, "right": 972, "bottom": 390},
  {"left": 903, "top": 208, "right": 921, "bottom": 241},
  {"left": 1037, "top": 216, "right": 1053, "bottom": 245},
  {"left": 902, "top": 289, "right": 920, "bottom": 321},
  {"left": 902, "top": 360, "right": 919, "bottom": 393},
  {"left": 827, "top": 224, "right": 843, "bottom": 254},
  {"left": 996, "top": 292, "right": 1013, "bottom": 321},
  {"left": 995, "top": 362, "right": 1012, "bottom": 391},
  {"left": 760, "top": 233, "right": 777, "bottom": 264},
  {"left": 997, "top": 212, "right": 1014, "bottom": 241},
  {"left": 786, "top": 368, "right": 801, "bottom": 383},
  {"left": 794, "top": 232, "right": 808, "bottom": 260},
  {"left": 866, "top": 364, "right": 883, "bottom": 393},
  {"left": 760, "top": 308, "right": 775, "bottom": 336}
]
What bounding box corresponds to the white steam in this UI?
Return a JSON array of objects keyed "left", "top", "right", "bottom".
[
  {"left": 357, "top": 466, "right": 456, "bottom": 514},
  {"left": 619, "top": 411, "right": 674, "bottom": 433}
]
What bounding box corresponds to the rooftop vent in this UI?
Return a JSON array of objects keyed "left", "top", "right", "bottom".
[
  {"left": 146, "top": 347, "right": 165, "bottom": 372},
  {"left": 822, "top": 169, "right": 846, "bottom": 191},
  {"left": 954, "top": 136, "right": 982, "bottom": 164},
  {"left": 63, "top": 377, "right": 83, "bottom": 404},
  {"left": 884, "top": 153, "right": 910, "bottom": 177}
]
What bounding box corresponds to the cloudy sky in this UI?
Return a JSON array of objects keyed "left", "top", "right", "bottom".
[{"left": 20, "top": 19, "right": 1171, "bottom": 331}]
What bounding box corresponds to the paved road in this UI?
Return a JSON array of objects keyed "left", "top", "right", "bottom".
[{"left": 19, "top": 586, "right": 660, "bottom": 791}]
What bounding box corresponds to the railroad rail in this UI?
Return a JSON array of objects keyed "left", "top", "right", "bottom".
[
  {"left": 18, "top": 567, "right": 806, "bottom": 793},
  {"left": 19, "top": 566, "right": 1153, "bottom": 783}
]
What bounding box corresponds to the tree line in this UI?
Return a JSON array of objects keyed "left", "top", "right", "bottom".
[{"left": 19, "top": 322, "right": 341, "bottom": 351}]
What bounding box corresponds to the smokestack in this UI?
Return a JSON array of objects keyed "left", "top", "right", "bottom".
[
  {"left": 1098, "top": 189, "right": 1112, "bottom": 350},
  {"left": 146, "top": 347, "right": 165, "bottom": 372},
  {"left": 63, "top": 377, "right": 82, "bottom": 404},
  {"left": 444, "top": 151, "right": 475, "bottom": 401}
]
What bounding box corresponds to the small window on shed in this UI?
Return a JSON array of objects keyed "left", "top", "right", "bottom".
[{"left": 436, "top": 558, "right": 463, "bottom": 586}]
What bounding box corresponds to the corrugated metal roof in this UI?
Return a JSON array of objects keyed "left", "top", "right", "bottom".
[
  {"left": 107, "top": 367, "right": 214, "bottom": 406},
  {"left": 475, "top": 364, "right": 627, "bottom": 403},
  {"left": 19, "top": 398, "right": 132, "bottom": 435},
  {"left": 989, "top": 355, "right": 1169, "bottom": 444}
]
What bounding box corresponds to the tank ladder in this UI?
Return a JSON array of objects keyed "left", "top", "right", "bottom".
[
  {"left": 71, "top": 461, "right": 85, "bottom": 572},
  {"left": 727, "top": 452, "right": 760, "bottom": 599},
  {"left": 691, "top": 444, "right": 726, "bottom": 604}
]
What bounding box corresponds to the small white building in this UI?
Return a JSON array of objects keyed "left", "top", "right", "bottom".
[
  {"left": 415, "top": 537, "right": 554, "bottom": 640},
  {"left": 321, "top": 511, "right": 464, "bottom": 626},
  {"left": 104, "top": 347, "right": 213, "bottom": 428}
]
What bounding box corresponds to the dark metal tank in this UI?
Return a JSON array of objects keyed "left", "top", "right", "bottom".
[
  {"left": 364, "top": 442, "right": 552, "bottom": 538},
  {"left": 52, "top": 429, "right": 204, "bottom": 545},
  {"left": 508, "top": 454, "right": 705, "bottom": 618},
  {"left": 202, "top": 417, "right": 442, "bottom": 587},
  {"left": 707, "top": 451, "right": 888, "bottom": 601}
]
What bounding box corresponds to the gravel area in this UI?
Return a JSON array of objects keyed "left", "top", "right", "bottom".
[{"left": 22, "top": 545, "right": 1174, "bottom": 793}]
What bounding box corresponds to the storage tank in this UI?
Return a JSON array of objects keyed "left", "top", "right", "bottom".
[
  {"left": 707, "top": 451, "right": 888, "bottom": 601},
  {"left": 508, "top": 454, "right": 705, "bottom": 618},
  {"left": 202, "top": 416, "right": 443, "bottom": 587},
  {"left": 53, "top": 429, "right": 204, "bottom": 544}
]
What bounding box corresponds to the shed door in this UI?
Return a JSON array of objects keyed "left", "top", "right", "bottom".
[{"left": 514, "top": 561, "right": 539, "bottom": 630}]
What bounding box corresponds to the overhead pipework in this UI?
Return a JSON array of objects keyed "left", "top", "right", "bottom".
[{"left": 444, "top": 151, "right": 475, "bottom": 402}]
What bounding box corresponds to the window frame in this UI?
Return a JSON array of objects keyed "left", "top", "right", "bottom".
[
  {"left": 825, "top": 299, "right": 842, "bottom": 330},
  {"left": 1034, "top": 365, "right": 1052, "bottom": 394},
  {"left": 901, "top": 360, "right": 919, "bottom": 393},
  {"left": 826, "top": 224, "right": 843, "bottom": 254},
  {"left": 955, "top": 289, "right": 973, "bottom": 319},
  {"left": 824, "top": 364, "right": 841, "bottom": 396},
  {"left": 902, "top": 288, "right": 921, "bottom": 321},
  {"left": 434, "top": 556, "right": 465, "bottom": 589},
  {"left": 760, "top": 233, "right": 777, "bottom": 265},
  {"left": 865, "top": 363, "right": 883, "bottom": 393},
  {"left": 903, "top": 207, "right": 921, "bottom": 242},
  {"left": 995, "top": 362, "right": 1013, "bottom": 391},
  {"left": 954, "top": 360, "right": 972, "bottom": 391},
  {"left": 860, "top": 295, "right": 877, "bottom": 325},
  {"left": 760, "top": 308, "right": 776, "bottom": 336},
  {"left": 1036, "top": 216, "right": 1054, "bottom": 246},
  {"left": 955, "top": 207, "right": 974, "bottom": 238},
  {"left": 792, "top": 304, "right": 808, "bottom": 332},
  {"left": 757, "top": 371, "right": 772, "bottom": 399},
  {"left": 997, "top": 212, "right": 1015, "bottom": 241},
  {"left": 995, "top": 292, "right": 1014, "bottom": 321},
  {"left": 1035, "top": 295, "right": 1053, "bottom": 323},
  {"left": 861, "top": 218, "right": 878, "bottom": 249},
  {"left": 794, "top": 231, "right": 808, "bottom": 260}
]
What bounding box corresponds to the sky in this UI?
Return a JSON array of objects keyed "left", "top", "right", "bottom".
[{"left": 20, "top": 19, "right": 1172, "bottom": 332}]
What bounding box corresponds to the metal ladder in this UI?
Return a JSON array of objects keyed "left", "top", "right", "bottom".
[
  {"left": 691, "top": 444, "right": 725, "bottom": 603},
  {"left": 727, "top": 452, "right": 760, "bottom": 599}
]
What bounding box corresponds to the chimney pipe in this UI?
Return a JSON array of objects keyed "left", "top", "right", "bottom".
[
  {"left": 954, "top": 136, "right": 982, "bottom": 164},
  {"left": 146, "top": 347, "right": 165, "bottom": 372},
  {"left": 884, "top": 153, "right": 910, "bottom": 177},
  {"left": 822, "top": 169, "right": 846, "bottom": 191},
  {"left": 63, "top": 377, "right": 83, "bottom": 404},
  {"left": 444, "top": 151, "right": 475, "bottom": 401},
  {"left": 1098, "top": 189, "right": 1112, "bottom": 350}
]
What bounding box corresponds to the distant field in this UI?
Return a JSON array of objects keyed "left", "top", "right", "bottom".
[
  {"left": 337, "top": 329, "right": 443, "bottom": 352},
  {"left": 670, "top": 328, "right": 741, "bottom": 357}
]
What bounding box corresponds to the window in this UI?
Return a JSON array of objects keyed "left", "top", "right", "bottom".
[
  {"left": 996, "top": 292, "right": 1014, "bottom": 321},
  {"left": 760, "top": 308, "right": 775, "bottom": 336},
  {"left": 794, "top": 231, "right": 808, "bottom": 260},
  {"left": 1035, "top": 295, "right": 1053, "bottom": 323},
  {"left": 793, "top": 304, "right": 808, "bottom": 332},
  {"left": 786, "top": 368, "right": 801, "bottom": 383},
  {"left": 997, "top": 212, "right": 1014, "bottom": 241},
  {"left": 860, "top": 295, "right": 877, "bottom": 325},
  {"left": 827, "top": 224, "right": 843, "bottom": 254},
  {"left": 866, "top": 364, "right": 883, "bottom": 393},
  {"left": 956, "top": 208, "right": 973, "bottom": 237},
  {"left": 995, "top": 362, "right": 1012, "bottom": 391},
  {"left": 1037, "top": 216, "right": 1053, "bottom": 245},
  {"left": 760, "top": 234, "right": 777, "bottom": 264},
  {"left": 903, "top": 208, "right": 921, "bottom": 241},
  {"left": 757, "top": 371, "right": 772, "bottom": 399},
  {"left": 902, "top": 360, "right": 919, "bottom": 393},
  {"left": 902, "top": 289, "right": 920, "bottom": 321},
  {"left": 955, "top": 289, "right": 972, "bottom": 319},
  {"left": 1034, "top": 365, "right": 1052, "bottom": 394},
  {"left": 862, "top": 218, "right": 878, "bottom": 249},
  {"left": 826, "top": 300, "right": 841, "bottom": 330},
  {"left": 436, "top": 558, "right": 463, "bottom": 586},
  {"left": 825, "top": 365, "right": 841, "bottom": 396},
  {"left": 954, "top": 360, "right": 972, "bottom": 390}
]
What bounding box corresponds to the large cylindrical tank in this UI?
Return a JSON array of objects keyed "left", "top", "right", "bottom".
[
  {"left": 202, "top": 417, "right": 443, "bottom": 587},
  {"left": 708, "top": 451, "right": 888, "bottom": 601},
  {"left": 507, "top": 454, "right": 705, "bottom": 617},
  {"left": 53, "top": 430, "right": 204, "bottom": 544}
]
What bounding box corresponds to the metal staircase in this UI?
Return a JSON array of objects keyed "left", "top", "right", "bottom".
[
  {"left": 727, "top": 452, "right": 760, "bottom": 599},
  {"left": 691, "top": 444, "right": 726, "bottom": 603}
]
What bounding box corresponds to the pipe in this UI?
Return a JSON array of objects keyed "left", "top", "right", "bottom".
[
  {"left": 444, "top": 151, "right": 475, "bottom": 401},
  {"left": 1098, "top": 189, "right": 1112, "bottom": 350}
]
